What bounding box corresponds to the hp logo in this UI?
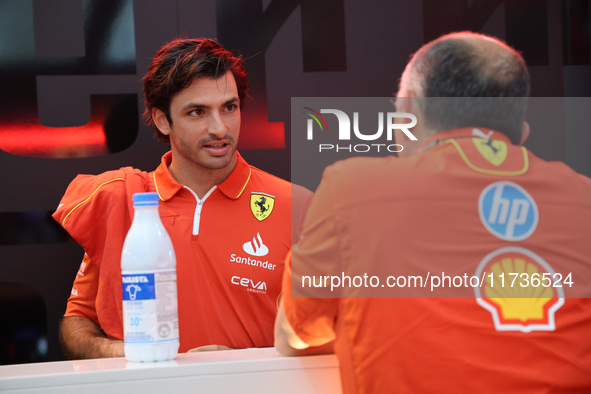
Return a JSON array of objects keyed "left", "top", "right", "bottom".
[{"left": 478, "top": 181, "right": 538, "bottom": 241}]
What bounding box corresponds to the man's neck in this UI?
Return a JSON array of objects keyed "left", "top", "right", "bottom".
[{"left": 167, "top": 154, "right": 237, "bottom": 199}]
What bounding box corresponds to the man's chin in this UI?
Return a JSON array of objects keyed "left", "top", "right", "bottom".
[{"left": 201, "top": 151, "right": 237, "bottom": 171}]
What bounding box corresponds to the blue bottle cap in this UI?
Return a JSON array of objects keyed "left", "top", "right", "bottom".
[{"left": 132, "top": 192, "right": 160, "bottom": 202}]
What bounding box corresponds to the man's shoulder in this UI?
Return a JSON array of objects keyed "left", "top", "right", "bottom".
[
  {"left": 248, "top": 165, "right": 289, "bottom": 186},
  {"left": 53, "top": 167, "right": 152, "bottom": 225},
  {"left": 307, "top": 156, "right": 403, "bottom": 208},
  {"left": 65, "top": 167, "right": 150, "bottom": 197},
  {"left": 531, "top": 154, "right": 591, "bottom": 193},
  {"left": 248, "top": 165, "right": 313, "bottom": 199},
  {"left": 322, "top": 156, "right": 402, "bottom": 187}
]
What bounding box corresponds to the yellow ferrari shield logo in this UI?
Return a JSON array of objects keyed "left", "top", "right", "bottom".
[
  {"left": 250, "top": 192, "right": 275, "bottom": 221},
  {"left": 473, "top": 138, "right": 508, "bottom": 167}
]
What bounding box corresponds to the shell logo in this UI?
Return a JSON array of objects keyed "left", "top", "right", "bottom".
[{"left": 474, "top": 247, "right": 565, "bottom": 333}]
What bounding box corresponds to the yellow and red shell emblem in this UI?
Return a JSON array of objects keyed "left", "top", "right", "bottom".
[{"left": 474, "top": 247, "right": 564, "bottom": 332}]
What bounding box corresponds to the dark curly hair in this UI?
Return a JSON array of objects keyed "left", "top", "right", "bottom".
[{"left": 142, "top": 38, "right": 249, "bottom": 145}]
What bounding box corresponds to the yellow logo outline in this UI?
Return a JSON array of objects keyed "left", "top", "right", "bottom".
[
  {"left": 250, "top": 192, "right": 275, "bottom": 221},
  {"left": 472, "top": 137, "right": 508, "bottom": 167},
  {"left": 474, "top": 246, "right": 565, "bottom": 333}
]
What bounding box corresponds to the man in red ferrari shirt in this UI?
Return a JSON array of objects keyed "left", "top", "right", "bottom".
[
  {"left": 276, "top": 32, "right": 591, "bottom": 393},
  {"left": 54, "top": 38, "right": 312, "bottom": 359}
]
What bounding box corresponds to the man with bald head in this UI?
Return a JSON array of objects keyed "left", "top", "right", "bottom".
[
  {"left": 275, "top": 32, "right": 591, "bottom": 393},
  {"left": 395, "top": 32, "right": 531, "bottom": 155}
]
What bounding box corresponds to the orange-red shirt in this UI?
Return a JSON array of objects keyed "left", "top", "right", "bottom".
[
  {"left": 54, "top": 151, "right": 312, "bottom": 352},
  {"left": 284, "top": 128, "right": 591, "bottom": 393}
]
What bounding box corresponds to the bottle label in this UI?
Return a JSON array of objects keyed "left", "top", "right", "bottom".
[{"left": 122, "top": 269, "right": 179, "bottom": 343}]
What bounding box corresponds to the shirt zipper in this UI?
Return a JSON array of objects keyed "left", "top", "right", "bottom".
[{"left": 183, "top": 185, "right": 217, "bottom": 235}]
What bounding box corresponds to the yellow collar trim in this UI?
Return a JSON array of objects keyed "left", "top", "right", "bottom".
[
  {"left": 235, "top": 167, "right": 252, "bottom": 199},
  {"left": 446, "top": 139, "right": 529, "bottom": 176},
  {"left": 153, "top": 172, "right": 165, "bottom": 201}
]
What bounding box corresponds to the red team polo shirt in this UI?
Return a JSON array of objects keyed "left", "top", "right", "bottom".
[
  {"left": 54, "top": 151, "right": 312, "bottom": 352},
  {"left": 284, "top": 128, "right": 591, "bottom": 393}
]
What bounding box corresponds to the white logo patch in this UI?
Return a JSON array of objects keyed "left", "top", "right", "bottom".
[
  {"left": 471, "top": 128, "right": 493, "bottom": 140},
  {"left": 231, "top": 276, "right": 267, "bottom": 294},
  {"left": 243, "top": 233, "right": 269, "bottom": 257},
  {"left": 478, "top": 181, "right": 539, "bottom": 241}
]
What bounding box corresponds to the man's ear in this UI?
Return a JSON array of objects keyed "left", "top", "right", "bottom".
[
  {"left": 152, "top": 108, "right": 172, "bottom": 136},
  {"left": 520, "top": 121, "right": 530, "bottom": 145}
]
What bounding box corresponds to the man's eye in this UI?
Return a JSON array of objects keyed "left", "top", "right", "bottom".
[
  {"left": 226, "top": 104, "right": 237, "bottom": 112},
  {"left": 190, "top": 109, "right": 203, "bottom": 116}
]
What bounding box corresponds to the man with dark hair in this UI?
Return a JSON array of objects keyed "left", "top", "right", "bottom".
[
  {"left": 53, "top": 38, "right": 312, "bottom": 359},
  {"left": 276, "top": 32, "right": 591, "bottom": 393},
  {"left": 142, "top": 38, "right": 249, "bottom": 146}
]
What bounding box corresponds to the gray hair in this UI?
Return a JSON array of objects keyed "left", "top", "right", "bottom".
[{"left": 397, "top": 32, "right": 530, "bottom": 144}]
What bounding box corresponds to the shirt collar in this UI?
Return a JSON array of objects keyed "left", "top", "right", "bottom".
[
  {"left": 217, "top": 152, "right": 252, "bottom": 199},
  {"left": 153, "top": 151, "right": 251, "bottom": 201},
  {"left": 418, "top": 127, "right": 512, "bottom": 153}
]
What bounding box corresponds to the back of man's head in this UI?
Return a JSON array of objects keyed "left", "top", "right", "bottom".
[
  {"left": 142, "top": 38, "right": 249, "bottom": 145},
  {"left": 398, "top": 32, "right": 530, "bottom": 144}
]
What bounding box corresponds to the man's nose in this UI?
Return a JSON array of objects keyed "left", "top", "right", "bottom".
[{"left": 208, "top": 112, "right": 228, "bottom": 137}]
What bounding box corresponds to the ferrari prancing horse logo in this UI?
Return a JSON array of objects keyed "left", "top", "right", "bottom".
[
  {"left": 250, "top": 192, "right": 275, "bottom": 221},
  {"left": 473, "top": 137, "right": 508, "bottom": 167}
]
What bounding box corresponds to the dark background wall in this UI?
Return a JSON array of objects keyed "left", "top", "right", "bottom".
[{"left": 0, "top": 0, "right": 590, "bottom": 363}]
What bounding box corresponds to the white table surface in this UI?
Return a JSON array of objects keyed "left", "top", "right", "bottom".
[{"left": 0, "top": 348, "right": 342, "bottom": 394}]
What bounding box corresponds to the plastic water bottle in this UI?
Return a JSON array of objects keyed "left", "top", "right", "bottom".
[{"left": 121, "top": 192, "right": 179, "bottom": 362}]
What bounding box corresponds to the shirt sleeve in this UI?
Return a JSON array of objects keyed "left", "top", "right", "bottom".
[
  {"left": 282, "top": 167, "right": 341, "bottom": 346},
  {"left": 64, "top": 253, "right": 100, "bottom": 325},
  {"left": 52, "top": 167, "right": 149, "bottom": 265},
  {"left": 53, "top": 167, "right": 149, "bottom": 334}
]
